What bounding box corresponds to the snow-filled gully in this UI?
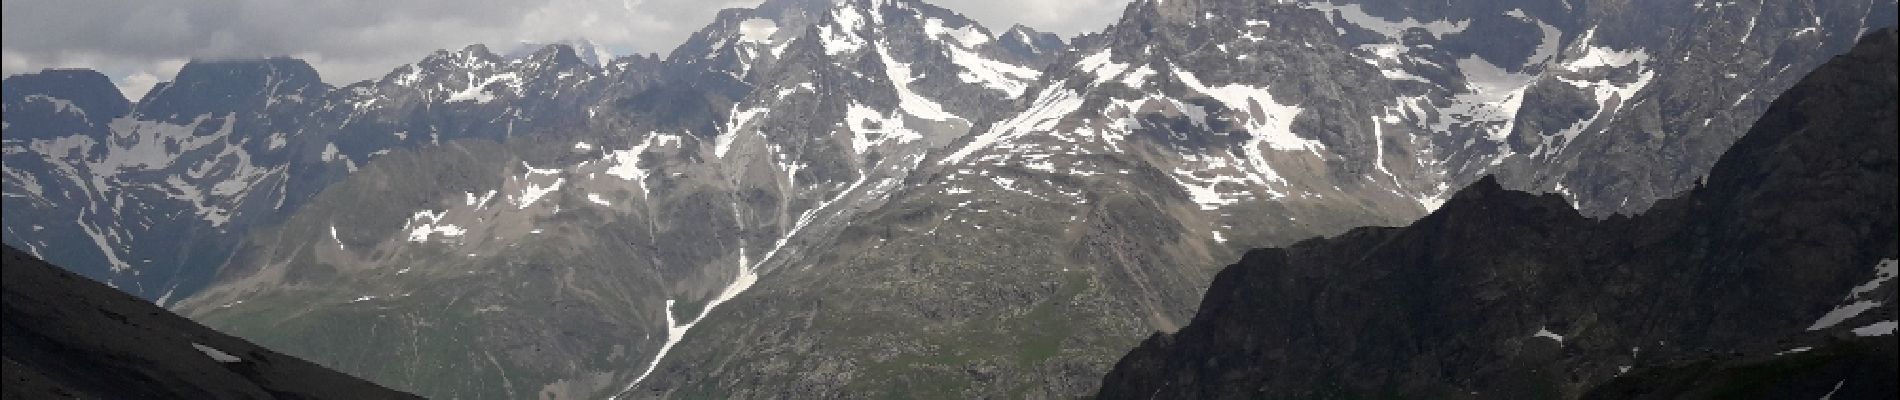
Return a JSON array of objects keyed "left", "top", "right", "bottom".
[{"left": 611, "top": 175, "right": 874, "bottom": 397}]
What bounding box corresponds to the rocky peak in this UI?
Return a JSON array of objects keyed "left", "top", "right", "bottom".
[
  {"left": 996, "top": 24, "right": 1067, "bottom": 65},
  {"left": 664, "top": 0, "right": 831, "bottom": 78},
  {"left": 409, "top": 44, "right": 504, "bottom": 76},
  {"left": 504, "top": 38, "right": 615, "bottom": 67},
  {"left": 1, "top": 69, "right": 130, "bottom": 140},
  {"left": 520, "top": 43, "right": 590, "bottom": 71},
  {"left": 133, "top": 57, "right": 329, "bottom": 125}
]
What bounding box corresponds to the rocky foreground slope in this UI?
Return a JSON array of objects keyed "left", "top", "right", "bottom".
[
  {"left": 1, "top": 245, "right": 419, "bottom": 399},
  {"left": 1097, "top": 28, "right": 1898, "bottom": 399}
]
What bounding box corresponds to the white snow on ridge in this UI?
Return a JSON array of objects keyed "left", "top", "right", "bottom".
[
  {"left": 923, "top": 18, "right": 991, "bottom": 49},
  {"left": 446, "top": 72, "right": 521, "bottom": 103}
]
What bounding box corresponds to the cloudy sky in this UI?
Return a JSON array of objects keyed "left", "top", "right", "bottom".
[{"left": 1, "top": 0, "right": 1125, "bottom": 99}]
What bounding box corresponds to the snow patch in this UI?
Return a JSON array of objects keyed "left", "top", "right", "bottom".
[
  {"left": 1533, "top": 327, "right": 1565, "bottom": 346},
  {"left": 876, "top": 45, "right": 964, "bottom": 122},
  {"left": 604, "top": 132, "right": 682, "bottom": 200},
  {"left": 404, "top": 210, "right": 468, "bottom": 242},
  {"left": 941, "top": 86, "right": 1084, "bottom": 165},
  {"left": 1775, "top": 346, "right": 1813, "bottom": 356},
  {"left": 1808, "top": 259, "right": 1897, "bottom": 331},
  {"left": 445, "top": 72, "right": 521, "bottom": 103},
  {"left": 1853, "top": 320, "right": 1896, "bottom": 337},
  {"left": 923, "top": 18, "right": 991, "bottom": 49},
  {"left": 191, "top": 343, "right": 241, "bottom": 363}
]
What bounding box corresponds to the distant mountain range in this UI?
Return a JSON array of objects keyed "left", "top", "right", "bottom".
[{"left": 2, "top": 0, "right": 1894, "bottom": 397}]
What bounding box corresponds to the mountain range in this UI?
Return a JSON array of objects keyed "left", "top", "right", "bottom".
[
  {"left": 1099, "top": 28, "right": 1897, "bottom": 398},
  {"left": 2, "top": 0, "right": 1895, "bottom": 398}
]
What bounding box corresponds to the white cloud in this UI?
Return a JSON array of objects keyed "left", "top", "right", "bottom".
[
  {"left": 952, "top": 0, "right": 1127, "bottom": 36},
  {"left": 117, "top": 71, "right": 163, "bottom": 100},
  {"left": 4, "top": 0, "right": 1124, "bottom": 92}
]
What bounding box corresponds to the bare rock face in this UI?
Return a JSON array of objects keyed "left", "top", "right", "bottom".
[
  {"left": 2, "top": 245, "right": 420, "bottom": 399},
  {"left": 1097, "top": 29, "right": 1898, "bottom": 400}
]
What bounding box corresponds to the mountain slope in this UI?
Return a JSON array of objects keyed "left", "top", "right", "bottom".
[
  {"left": 1, "top": 244, "right": 420, "bottom": 399},
  {"left": 1096, "top": 28, "right": 1898, "bottom": 399},
  {"left": 631, "top": 1, "right": 1897, "bottom": 397},
  {"left": 169, "top": 0, "right": 1072, "bottom": 398}
]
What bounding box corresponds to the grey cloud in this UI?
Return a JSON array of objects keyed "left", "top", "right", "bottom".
[{"left": 2, "top": 0, "right": 1122, "bottom": 98}]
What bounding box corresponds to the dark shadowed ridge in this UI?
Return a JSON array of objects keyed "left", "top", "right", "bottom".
[
  {"left": 1096, "top": 28, "right": 1898, "bottom": 400},
  {"left": 1, "top": 244, "right": 421, "bottom": 399}
]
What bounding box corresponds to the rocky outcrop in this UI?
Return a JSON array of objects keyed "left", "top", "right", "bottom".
[
  {"left": 1, "top": 245, "right": 419, "bottom": 399},
  {"left": 1096, "top": 29, "right": 1898, "bottom": 399}
]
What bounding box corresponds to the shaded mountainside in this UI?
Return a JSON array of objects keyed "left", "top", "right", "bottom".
[
  {"left": 0, "top": 245, "right": 418, "bottom": 399},
  {"left": 1097, "top": 28, "right": 1898, "bottom": 399}
]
